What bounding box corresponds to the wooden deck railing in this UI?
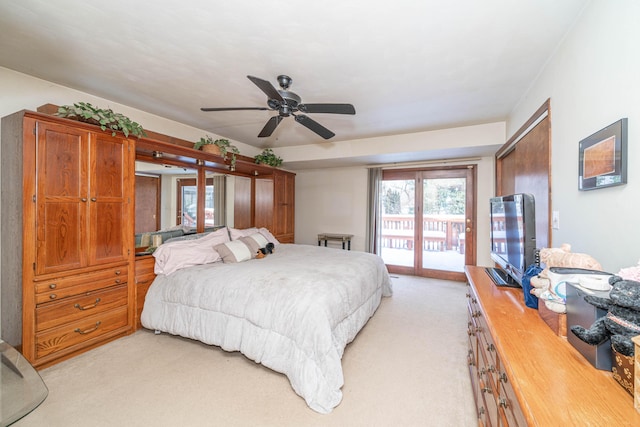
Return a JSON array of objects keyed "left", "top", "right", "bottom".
[{"left": 381, "top": 214, "right": 466, "bottom": 253}]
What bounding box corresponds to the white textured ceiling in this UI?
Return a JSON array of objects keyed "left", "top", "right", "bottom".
[{"left": 0, "top": 0, "right": 587, "bottom": 152}]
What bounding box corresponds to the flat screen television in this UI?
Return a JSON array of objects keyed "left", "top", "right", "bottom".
[{"left": 487, "top": 193, "right": 537, "bottom": 287}]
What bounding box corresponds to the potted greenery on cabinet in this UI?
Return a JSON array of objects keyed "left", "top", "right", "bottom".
[
  {"left": 194, "top": 136, "right": 240, "bottom": 170},
  {"left": 254, "top": 148, "right": 283, "bottom": 167},
  {"left": 56, "top": 102, "right": 146, "bottom": 138}
]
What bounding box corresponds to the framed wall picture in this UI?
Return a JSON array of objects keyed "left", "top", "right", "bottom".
[{"left": 578, "top": 118, "right": 628, "bottom": 191}]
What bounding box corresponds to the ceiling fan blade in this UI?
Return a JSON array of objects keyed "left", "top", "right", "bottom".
[
  {"left": 298, "top": 103, "right": 356, "bottom": 115},
  {"left": 247, "top": 75, "right": 284, "bottom": 101},
  {"left": 201, "top": 107, "right": 268, "bottom": 112},
  {"left": 294, "top": 114, "right": 335, "bottom": 139},
  {"left": 258, "top": 116, "right": 283, "bottom": 138}
]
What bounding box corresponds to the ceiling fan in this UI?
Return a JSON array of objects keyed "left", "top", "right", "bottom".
[{"left": 201, "top": 75, "right": 356, "bottom": 139}]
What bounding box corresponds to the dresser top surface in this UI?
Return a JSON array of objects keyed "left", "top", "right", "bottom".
[{"left": 466, "top": 265, "right": 640, "bottom": 426}]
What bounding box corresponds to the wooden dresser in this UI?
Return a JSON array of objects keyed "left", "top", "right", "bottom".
[
  {"left": 134, "top": 255, "right": 156, "bottom": 329},
  {"left": 466, "top": 265, "right": 640, "bottom": 426},
  {"left": 1, "top": 110, "right": 136, "bottom": 368}
]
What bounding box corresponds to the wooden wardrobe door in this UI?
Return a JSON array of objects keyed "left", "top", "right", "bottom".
[
  {"left": 233, "top": 175, "right": 252, "bottom": 229},
  {"left": 274, "top": 172, "right": 294, "bottom": 242},
  {"left": 89, "top": 133, "right": 130, "bottom": 266},
  {"left": 254, "top": 178, "right": 274, "bottom": 229},
  {"left": 35, "top": 121, "right": 89, "bottom": 275}
]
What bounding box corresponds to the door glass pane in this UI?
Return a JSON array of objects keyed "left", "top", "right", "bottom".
[
  {"left": 181, "top": 184, "right": 197, "bottom": 227},
  {"left": 422, "top": 178, "right": 466, "bottom": 272},
  {"left": 205, "top": 178, "right": 215, "bottom": 227},
  {"left": 380, "top": 179, "right": 415, "bottom": 267}
]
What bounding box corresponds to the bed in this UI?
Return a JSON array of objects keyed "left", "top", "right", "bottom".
[{"left": 140, "top": 227, "right": 392, "bottom": 413}]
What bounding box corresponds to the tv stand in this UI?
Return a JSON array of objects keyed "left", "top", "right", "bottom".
[
  {"left": 485, "top": 267, "right": 520, "bottom": 288},
  {"left": 465, "top": 266, "right": 640, "bottom": 425}
]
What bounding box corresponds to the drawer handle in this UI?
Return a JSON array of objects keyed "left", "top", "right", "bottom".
[
  {"left": 49, "top": 294, "right": 57, "bottom": 300},
  {"left": 115, "top": 270, "right": 121, "bottom": 275},
  {"left": 499, "top": 398, "right": 508, "bottom": 408},
  {"left": 500, "top": 372, "right": 508, "bottom": 383},
  {"left": 482, "top": 387, "right": 493, "bottom": 394},
  {"left": 74, "top": 298, "right": 101, "bottom": 311},
  {"left": 74, "top": 321, "right": 101, "bottom": 335},
  {"left": 49, "top": 283, "right": 57, "bottom": 289},
  {"left": 115, "top": 279, "right": 121, "bottom": 284}
]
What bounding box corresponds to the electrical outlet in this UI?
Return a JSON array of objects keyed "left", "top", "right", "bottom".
[{"left": 552, "top": 211, "right": 560, "bottom": 229}]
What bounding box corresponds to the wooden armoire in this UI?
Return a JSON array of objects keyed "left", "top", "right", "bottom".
[
  {"left": 1, "top": 110, "right": 135, "bottom": 368},
  {"left": 254, "top": 170, "right": 295, "bottom": 243}
]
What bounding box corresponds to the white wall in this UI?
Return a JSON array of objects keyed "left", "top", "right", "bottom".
[
  {"left": 507, "top": 0, "right": 640, "bottom": 273},
  {"left": 0, "top": 67, "right": 255, "bottom": 155},
  {"left": 294, "top": 155, "right": 497, "bottom": 268}
]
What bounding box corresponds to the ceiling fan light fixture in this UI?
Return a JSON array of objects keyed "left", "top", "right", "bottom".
[{"left": 277, "top": 75, "right": 292, "bottom": 90}]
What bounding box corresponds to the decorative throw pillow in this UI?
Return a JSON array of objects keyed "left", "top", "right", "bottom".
[
  {"left": 246, "top": 232, "right": 269, "bottom": 248},
  {"left": 215, "top": 240, "right": 253, "bottom": 263}
]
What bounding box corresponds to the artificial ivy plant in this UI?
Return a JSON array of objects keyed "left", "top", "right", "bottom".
[
  {"left": 194, "top": 136, "right": 240, "bottom": 170},
  {"left": 254, "top": 148, "right": 283, "bottom": 167},
  {"left": 56, "top": 102, "right": 146, "bottom": 138}
]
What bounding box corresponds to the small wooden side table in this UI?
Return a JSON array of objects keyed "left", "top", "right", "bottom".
[{"left": 317, "top": 233, "right": 353, "bottom": 250}]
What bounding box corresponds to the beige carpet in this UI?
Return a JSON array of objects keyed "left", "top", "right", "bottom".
[{"left": 16, "top": 275, "right": 476, "bottom": 427}]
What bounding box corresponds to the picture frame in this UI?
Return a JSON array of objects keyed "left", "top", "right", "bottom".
[{"left": 578, "top": 118, "right": 628, "bottom": 191}]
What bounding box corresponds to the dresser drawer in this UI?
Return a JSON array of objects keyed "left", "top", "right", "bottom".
[
  {"left": 35, "top": 305, "right": 128, "bottom": 359},
  {"left": 136, "top": 273, "right": 155, "bottom": 305},
  {"left": 476, "top": 314, "right": 498, "bottom": 372},
  {"left": 497, "top": 368, "right": 527, "bottom": 426},
  {"left": 36, "top": 284, "right": 128, "bottom": 332},
  {"left": 135, "top": 256, "right": 155, "bottom": 276},
  {"left": 34, "top": 266, "right": 128, "bottom": 304},
  {"left": 136, "top": 272, "right": 156, "bottom": 328}
]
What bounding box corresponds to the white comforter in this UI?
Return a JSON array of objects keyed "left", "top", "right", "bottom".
[{"left": 141, "top": 244, "right": 392, "bottom": 413}]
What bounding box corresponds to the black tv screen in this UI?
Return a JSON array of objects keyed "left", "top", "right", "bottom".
[{"left": 489, "top": 193, "right": 537, "bottom": 287}]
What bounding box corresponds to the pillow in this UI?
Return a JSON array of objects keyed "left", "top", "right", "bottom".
[
  {"left": 165, "top": 231, "right": 213, "bottom": 244},
  {"left": 229, "top": 227, "right": 259, "bottom": 240},
  {"left": 245, "top": 232, "right": 269, "bottom": 249},
  {"left": 258, "top": 227, "right": 280, "bottom": 245},
  {"left": 215, "top": 240, "right": 253, "bottom": 263},
  {"left": 153, "top": 227, "right": 229, "bottom": 275}
]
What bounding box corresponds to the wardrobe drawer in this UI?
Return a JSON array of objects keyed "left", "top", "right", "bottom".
[
  {"left": 35, "top": 305, "right": 128, "bottom": 359},
  {"left": 36, "top": 284, "right": 128, "bottom": 332},
  {"left": 34, "top": 267, "right": 128, "bottom": 304}
]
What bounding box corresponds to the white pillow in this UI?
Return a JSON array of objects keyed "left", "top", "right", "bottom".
[
  {"left": 215, "top": 240, "right": 253, "bottom": 263},
  {"left": 153, "top": 227, "right": 229, "bottom": 275},
  {"left": 229, "top": 227, "right": 260, "bottom": 240},
  {"left": 258, "top": 227, "right": 280, "bottom": 245}
]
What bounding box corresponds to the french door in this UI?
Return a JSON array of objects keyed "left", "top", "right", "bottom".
[{"left": 380, "top": 166, "right": 476, "bottom": 281}]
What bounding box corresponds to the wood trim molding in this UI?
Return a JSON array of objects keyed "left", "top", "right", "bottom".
[{"left": 496, "top": 98, "right": 550, "bottom": 159}]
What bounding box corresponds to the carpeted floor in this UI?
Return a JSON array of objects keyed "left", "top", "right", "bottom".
[{"left": 16, "top": 275, "right": 476, "bottom": 427}]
